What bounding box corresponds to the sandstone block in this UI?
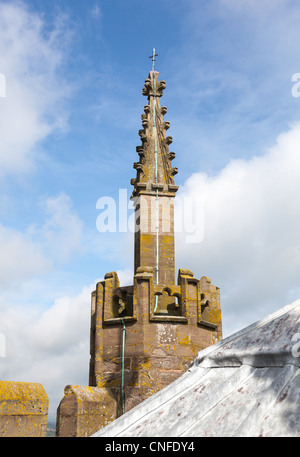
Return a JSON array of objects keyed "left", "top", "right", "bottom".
[{"left": 0, "top": 381, "right": 48, "bottom": 437}]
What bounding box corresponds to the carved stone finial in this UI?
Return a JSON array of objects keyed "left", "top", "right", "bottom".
[
  {"left": 142, "top": 72, "right": 166, "bottom": 98},
  {"left": 131, "top": 68, "right": 178, "bottom": 196}
]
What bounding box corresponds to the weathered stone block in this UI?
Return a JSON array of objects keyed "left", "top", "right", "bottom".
[
  {"left": 0, "top": 381, "right": 48, "bottom": 437},
  {"left": 56, "top": 385, "right": 118, "bottom": 437}
]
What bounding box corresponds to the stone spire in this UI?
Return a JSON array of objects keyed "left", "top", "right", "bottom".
[
  {"left": 131, "top": 58, "right": 179, "bottom": 285},
  {"left": 131, "top": 69, "right": 178, "bottom": 198}
]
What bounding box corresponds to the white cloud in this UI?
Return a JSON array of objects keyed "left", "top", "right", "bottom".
[
  {"left": 0, "top": 1, "right": 71, "bottom": 177},
  {"left": 116, "top": 268, "right": 134, "bottom": 286},
  {"left": 176, "top": 122, "right": 300, "bottom": 336},
  {"left": 27, "top": 283, "right": 93, "bottom": 355},
  {"left": 40, "top": 193, "right": 84, "bottom": 262},
  {"left": 0, "top": 267, "right": 133, "bottom": 420},
  {"left": 0, "top": 192, "right": 83, "bottom": 292},
  {"left": 0, "top": 223, "right": 50, "bottom": 287},
  {"left": 0, "top": 281, "right": 94, "bottom": 419}
]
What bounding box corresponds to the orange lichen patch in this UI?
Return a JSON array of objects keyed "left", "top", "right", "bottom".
[
  {"left": 203, "top": 308, "right": 222, "bottom": 324},
  {"left": 178, "top": 335, "right": 190, "bottom": 346}
]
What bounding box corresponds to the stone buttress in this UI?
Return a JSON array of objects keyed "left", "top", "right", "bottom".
[{"left": 56, "top": 62, "right": 222, "bottom": 437}]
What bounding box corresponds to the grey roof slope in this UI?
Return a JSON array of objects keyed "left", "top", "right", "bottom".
[{"left": 93, "top": 300, "right": 300, "bottom": 437}]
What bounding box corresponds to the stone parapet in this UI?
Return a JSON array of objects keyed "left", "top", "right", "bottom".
[{"left": 0, "top": 381, "right": 48, "bottom": 437}]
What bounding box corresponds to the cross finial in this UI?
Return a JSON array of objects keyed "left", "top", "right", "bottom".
[{"left": 149, "top": 48, "right": 158, "bottom": 71}]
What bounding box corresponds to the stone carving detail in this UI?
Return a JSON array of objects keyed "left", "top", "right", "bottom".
[
  {"left": 142, "top": 78, "right": 151, "bottom": 97},
  {"left": 138, "top": 129, "right": 147, "bottom": 143},
  {"left": 157, "top": 80, "right": 166, "bottom": 96},
  {"left": 142, "top": 118, "right": 148, "bottom": 129},
  {"left": 136, "top": 145, "right": 145, "bottom": 158},
  {"left": 169, "top": 167, "right": 178, "bottom": 178},
  {"left": 142, "top": 75, "right": 166, "bottom": 98},
  {"left": 164, "top": 136, "right": 173, "bottom": 145},
  {"left": 163, "top": 121, "right": 170, "bottom": 131},
  {"left": 133, "top": 161, "right": 144, "bottom": 182},
  {"left": 154, "top": 287, "right": 181, "bottom": 316},
  {"left": 133, "top": 162, "right": 144, "bottom": 172},
  {"left": 113, "top": 288, "right": 133, "bottom": 318}
]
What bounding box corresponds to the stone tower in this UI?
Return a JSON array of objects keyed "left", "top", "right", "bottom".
[
  {"left": 56, "top": 53, "right": 222, "bottom": 436},
  {"left": 88, "top": 55, "right": 222, "bottom": 415}
]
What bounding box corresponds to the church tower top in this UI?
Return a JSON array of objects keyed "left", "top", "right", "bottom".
[
  {"left": 131, "top": 50, "right": 178, "bottom": 199},
  {"left": 56, "top": 52, "right": 222, "bottom": 437}
]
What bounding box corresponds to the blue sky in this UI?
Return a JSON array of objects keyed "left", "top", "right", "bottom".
[{"left": 1, "top": 0, "right": 300, "bottom": 421}]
